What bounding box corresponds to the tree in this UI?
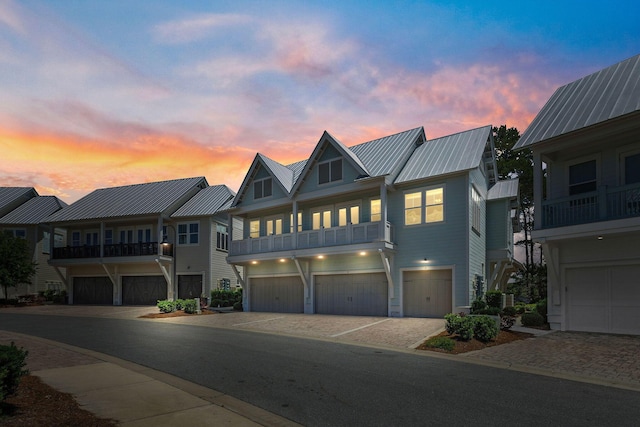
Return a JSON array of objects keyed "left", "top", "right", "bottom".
[
  {"left": 493, "top": 125, "right": 537, "bottom": 269},
  {"left": 0, "top": 232, "right": 37, "bottom": 301}
]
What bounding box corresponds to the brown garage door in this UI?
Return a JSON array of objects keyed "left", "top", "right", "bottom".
[
  {"left": 122, "top": 276, "right": 167, "bottom": 305},
  {"left": 403, "top": 269, "right": 452, "bottom": 318},
  {"left": 178, "top": 274, "right": 203, "bottom": 299},
  {"left": 73, "top": 277, "right": 113, "bottom": 305},
  {"left": 250, "top": 276, "right": 304, "bottom": 313},
  {"left": 315, "top": 273, "right": 388, "bottom": 316}
]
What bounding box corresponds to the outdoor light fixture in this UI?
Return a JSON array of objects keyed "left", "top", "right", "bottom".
[
  {"left": 317, "top": 255, "right": 324, "bottom": 259},
  {"left": 279, "top": 258, "right": 286, "bottom": 263},
  {"left": 597, "top": 236, "right": 604, "bottom": 240},
  {"left": 359, "top": 251, "right": 367, "bottom": 256},
  {"left": 251, "top": 260, "right": 258, "bottom": 264}
]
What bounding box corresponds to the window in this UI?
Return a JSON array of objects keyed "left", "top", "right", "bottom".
[
  {"left": 216, "top": 224, "right": 228, "bottom": 251},
  {"left": 471, "top": 187, "right": 481, "bottom": 233},
  {"left": 43, "top": 231, "right": 50, "bottom": 254},
  {"left": 569, "top": 159, "right": 597, "bottom": 195},
  {"left": 249, "top": 220, "right": 260, "bottom": 238},
  {"left": 178, "top": 222, "right": 199, "bottom": 245},
  {"left": 104, "top": 229, "right": 113, "bottom": 245},
  {"left": 137, "top": 227, "right": 151, "bottom": 243},
  {"left": 318, "top": 159, "right": 342, "bottom": 184},
  {"left": 290, "top": 212, "right": 302, "bottom": 233},
  {"left": 370, "top": 199, "right": 381, "bottom": 222},
  {"left": 120, "top": 228, "right": 134, "bottom": 244},
  {"left": 72, "top": 231, "right": 81, "bottom": 246},
  {"left": 8, "top": 229, "right": 26, "bottom": 239},
  {"left": 405, "top": 187, "right": 445, "bottom": 225},
  {"left": 254, "top": 178, "right": 273, "bottom": 200},
  {"left": 312, "top": 209, "right": 332, "bottom": 229},
  {"left": 266, "top": 217, "right": 283, "bottom": 235},
  {"left": 404, "top": 192, "right": 422, "bottom": 225},
  {"left": 338, "top": 204, "right": 360, "bottom": 226},
  {"left": 85, "top": 231, "right": 98, "bottom": 246},
  {"left": 425, "top": 188, "right": 444, "bottom": 223},
  {"left": 624, "top": 152, "right": 640, "bottom": 184}
]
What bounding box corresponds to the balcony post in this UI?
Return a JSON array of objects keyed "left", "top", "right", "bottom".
[
  {"left": 380, "top": 182, "right": 388, "bottom": 240},
  {"left": 100, "top": 222, "right": 105, "bottom": 258},
  {"left": 533, "top": 153, "right": 544, "bottom": 230},
  {"left": 292, "top": 200, "right": 298, "bottom": 249}
]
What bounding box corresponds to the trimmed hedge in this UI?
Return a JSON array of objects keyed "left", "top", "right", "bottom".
[
  {"left": 0, "top": 342, "right": 28, "bottom": 405},
  {"left": 521, "top": 311, "right": 545, "bottom": 327}
]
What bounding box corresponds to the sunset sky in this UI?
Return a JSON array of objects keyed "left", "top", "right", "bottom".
[{"left": 1, "top": 0, "right": 639, "bottom": 203}]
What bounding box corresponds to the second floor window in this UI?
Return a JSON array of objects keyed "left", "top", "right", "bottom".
[
  {"left": 471, "top": 187, "right": 481, "bottom": 233},
  {"left": 178, "top": 222, "right": 199, "bottom": 245},
  {"left": 216, "top": 224, "right": 228, "bottom": 251},
  {"left": 72, "top": 231, "right": 81, "bottom": 246},
  {"left": 254, "top": 178, "right": 273, "bottom": 199},
  {"left": 104, "top": 230, "right": 113, "bottom": 245},
  {"left": 624, "top": 152, "right": 640, "bottom": 184},
  {"left": 370, "top": 199, "right": 381, "bottom": 222},
  {"left": 569, "top": 159, "right": 597, "bottom": 195},
  {"left": 266, "top": 218, "right": 283, "bottom": 235},
  {"left": 313, "top": 209, "right": 332, "bottom": 229},
  {"left": 249, "top": 220, "right": 260, "bottom": 238},
  {"left": 319, "top": 159, "right": 342, "bottom": 184},
  {"left": 405, "top": 187, "right": 445, "bottom": 226},
  {"left": 290, "top": 212, "right": 302, "bottom": 233}
]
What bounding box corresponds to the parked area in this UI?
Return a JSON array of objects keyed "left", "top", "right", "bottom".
[{"left": 2, "top": 305, "right": 639, "bottom": 391}]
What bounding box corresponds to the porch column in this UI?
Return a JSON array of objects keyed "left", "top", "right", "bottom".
[
  {"left": 292, "top": 200, "right": 298, "bottom": 249},
  {"left": 380, "top": 182, "right": 388, "bottom": 224},
  {"left": 157, "top": 217, "right": 164, "bottom": 256},
  {"left": 533, "top": 152, "right": 543, "bottom": 231},
  {"left": 100, "top": 222, "right": 105, "bottom": 258}
]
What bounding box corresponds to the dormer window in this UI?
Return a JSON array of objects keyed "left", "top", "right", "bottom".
[
  {"left": 319, "top": 159, "right": 342, "bottom": 184},
  {"left": 254, "top": 177, "right": 272, "bottom": 199}
]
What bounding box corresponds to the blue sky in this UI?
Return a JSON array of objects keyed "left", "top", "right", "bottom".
[{"left": 1, "top": 0, "right": 638, "bottom": 202}]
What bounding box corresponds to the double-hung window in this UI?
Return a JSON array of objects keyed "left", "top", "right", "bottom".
[
  {"left": 312, "top": 209, "right": 332, "bottom": 229},
  {"left": 471, "top": 187, "right": 481, "bottom": 233},
  {"left": 569, "top": 159, "right": 597, "bottom": 195},
  {"left": 266, "top": 217, "right": 283, "bottom": 235},
  {"left": 624, "top": 152, "right": 640, "bottom": 184},
  {"left": 216, "top": 224, "right": 228, "bottom": 251},
  {"left": 254, "top": 178, "right": 273, "bottom": 200},
  {"left": 178, "top": 222, "right": 199, "bottom": 245},
  {"left": 318, "top": 159, "right": 342, "bottom": 184},
  {"left": 338, "top": 204, "right": 360, "bottom": 226},
  {"left": 249, "top": 220, "right": 260, "bottom": 238},
  {"left": 290, "top": 212, "right": 302, "bottom": 233},
  {"left": 370, "top": 199, "right": 381, "bottom": 222}
]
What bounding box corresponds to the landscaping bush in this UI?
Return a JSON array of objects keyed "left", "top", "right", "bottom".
[
  {"left": 501, "top": 306, "right": 517, "bottom": 317},
  {"left": 423, "top": 336, "right": 455, "bottom": 352},
  {"left": 500, "top": 315, "right": 515, "bottom": 330},
  {"left": 521, "top": 311, "right": 545, "bottom": 327},
  {"left": 485, "top": 290, "right": 503, "bottom": 309},
  {"left": 0, "top": 342, "right": 28, "bottom": 406},
  {"left": 211, "top": 298, "right": 222, "bottom": 307},
  {"left": 183, "top": 299, "right": 198, "bottom": 314},
  {"left": 474, "top": 306, "right": 501, "bottom": 316},
  {"left": 536, "top": 298, "right": 548, "bottom": 319},
  {"left": 157, "top": 300, "right": 176, "bottom": 313},
  {"left": 444, "top": 313, "right": 462, "bottom": 334},
  {"left": 525, "top": 303, "right": 537, "bottom": 313},
  {"left": 233, "top": 301, "right": 243, "bottom": 311},
  {"left": 470, "top": 299, "right": 487, "bottom": 314},
  {"left": 514, "top": 302, "right": 526, "bottom": 315},
  {"left": 474, "top": 315, "right": 499, "bottom": 342},
  {"left": 175, "top": 299, "right": 186, "bottom": 311},
  {"left": 457, "top": 316, "right": 476, "bottom": 341}
]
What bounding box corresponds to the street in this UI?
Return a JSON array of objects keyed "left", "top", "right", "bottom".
[{"left": 1, "top": 312, "right": 639, "bottom": 426}]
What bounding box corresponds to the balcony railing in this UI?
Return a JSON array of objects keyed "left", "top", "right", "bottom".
[
  {"left": 541, "top": 183, "right": 640, "bottom": 229},
  {"left": 52, "top": 242, "right": 173, "bottom": 259},
  {"left": 230, "top": 221, "right": 394, "bottom": 256}
]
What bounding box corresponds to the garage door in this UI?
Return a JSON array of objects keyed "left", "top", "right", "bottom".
[
  {"left": 250, "top": 276, "right": 303, "bottom": 313},
  {"left": 178, "top": 275, "right": 203, "bottom": 299},
  {"left": 73, "top": 277, "right": 113, "bottom": 305},
  {"left": 403, "top": 269, "right": 452, "bottom": 318},
  {"left": 315, "top": 273, "right": 388, "bottom": 316},
  {"left": 122, "top": 276, "right": 167, "bottom": 305},
  {"left": 567, "top": 265, "right": 640, "bottom": 335}
]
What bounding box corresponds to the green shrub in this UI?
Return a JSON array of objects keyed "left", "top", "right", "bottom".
[
  {"left": 500, "top": 315, "right": 515, "bottom": 330},
  {"left": 174, "top": 299, "right": 186, "bottom": 310},
  {"left": 183, "top": 299, "right": 198, "bottom": 314},
  {"left": 521, "top": 311, "right": 545, "bottom": 327},
  {"left": 423, "top": 336, "right": 455, "bottom": 352},
  {"left": 501, "top": 306, "right": 517, "bottom": 317},
  {"left": 457, "top": 316, "right": 475, "bottom": 341},
  {"left": 485, "top": 290, "right": 503, "bottom": 309},
  {"left": 474, "top": 306, "right": 501, "bottom": 316},
  {"left": 157, "top": 300, "right": 176, "bottom": 313},
  {"left": 474, "top": 315, "right": 499, "bottom": 342},
  {"left": 0, "top": 342, "right": 29, "bottom": 405},
  {"left": 211, "top": 298, "right": 222, "bottom": 307},
  {"left": 536, "top": 299, "right": 548, "bottom": 319},
  {"left": 470, "top": 299, "right": 487, "bottom": 314},
  {"left": 514, "top": 302, "right": 526, "bottom": 314},
  {"left": 444, "top": 313, "right": 462, "bottom": 334},
  {"left": 525, "top": 303, "right": 537, "bottom": 313},
  {"left": 233, "top": 301, "right": 243, "bottom": 311}
]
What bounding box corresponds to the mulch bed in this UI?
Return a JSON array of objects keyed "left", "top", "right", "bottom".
[{"left": 417, "top": 329, "right": 535, "bottom": 354}]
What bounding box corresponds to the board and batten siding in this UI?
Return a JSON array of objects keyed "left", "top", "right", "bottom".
[
  {"left": 296, "top": 145, "right": 363, "bottom": 195},
  {"left": 391, "top": 173, "right": 470, "bottom": 310},
  {"left": 243, "top": 163, "right": 289, "bottom": 204}
]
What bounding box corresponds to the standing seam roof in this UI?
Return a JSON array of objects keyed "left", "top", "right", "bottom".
[
  {"left": 172, "top": 185, "right": 235, "bottom": 218},
  {"left": 0, "top": 196, "right": 67, "bottom": 224}
]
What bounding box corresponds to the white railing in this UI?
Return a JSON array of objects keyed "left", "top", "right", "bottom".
[{"left": 230, "top": 221, "right": 393, "bottom": 255}]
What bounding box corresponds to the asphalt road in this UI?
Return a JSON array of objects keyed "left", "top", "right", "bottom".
[{"left": 1, "top": 312, "right": 639, "bottom": 426}]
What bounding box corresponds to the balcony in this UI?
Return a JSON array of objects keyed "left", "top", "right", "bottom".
[
  {"left": 52, "top": 242, "right": 173, "bottom": 260},
  {"left": 230, "top": 221, "right": 394, "bottom": 256},
  {"left": 541, "top": 183, "right": 640, "bottom": 229}
]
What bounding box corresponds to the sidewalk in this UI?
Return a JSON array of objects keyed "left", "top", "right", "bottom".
[{"left": 0, "top": 330, "right": 301, "bottom": 427}]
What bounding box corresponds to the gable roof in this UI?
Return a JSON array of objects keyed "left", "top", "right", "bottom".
[
  {"left": 172, "top": 185, "right": 235, "bottom": 218},
  {"left": 45, "top": 177, "right": 208, "bottom": 223},
  {"left": 231, "top": 153, "right": 299, "bottom": 207},
  {"left": 0, "top": 196, "right": 67, "bottom": 225},
  {"left": 515, "top": 54, "right": 640, "bottom": 149},
  {"left": 487, "top": 178, "right": 519, "bottom": 200},
  {"left": 395, "top": 125, "right": 493, "bottom": 184},
  {"left": 0, "top": 187, "right": 38, "bottom": 216}
]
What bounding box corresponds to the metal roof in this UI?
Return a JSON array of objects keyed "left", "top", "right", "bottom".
[
  {"left": 286, "top": 159, "right": 308, "bottom": 183},
  {"left": 395, "top": 125, "right": 492, "bottom": 184},
  {"left": 487, "top": 178, "right": 519, "bottom": 200},
  {"left": 515, "top": 54, "right": 640, "bottom": 149},
  {"left": 0, "top": 196, "right": 67, "bottom": 224},
  {"left": 350, "top": 127, "right": 425, "bottom": 178},
  {"left": 172, "top": 185, "right": 235, "bottom": 218},
  {"left": 259, "top": 153, "right": 296, "bottom": 192},
  {"left": 45, "top": 177, "right": 207, "bottom": 223},
  {"left": 0, "top": 187, "right": 38, "bottom": 216}
]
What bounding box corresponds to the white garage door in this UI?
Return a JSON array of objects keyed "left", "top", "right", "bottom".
[
  {"left": 403, "top": 269, "right": 452, "bottom": 318},
  {"left": 315, "top": 273, "right": 388, "bottom": 316},
  {"left": 566, "top": 265, "right": 640, "bottom": 335},
  {"left": 250, "top": 276, "right": 304, "bottom": 313}
]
